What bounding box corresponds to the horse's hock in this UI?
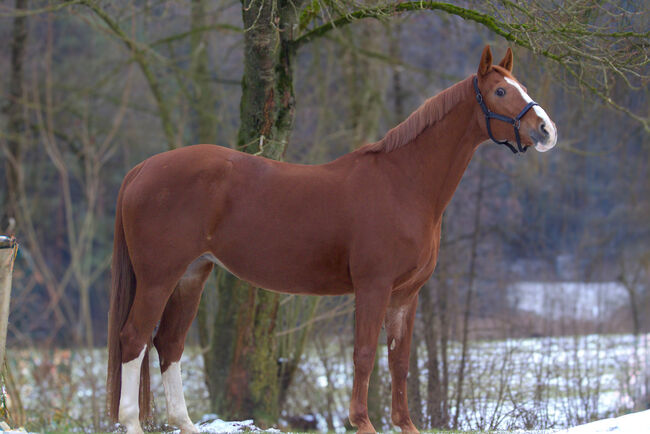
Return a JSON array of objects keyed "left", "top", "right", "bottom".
[{"left": 0, "top": 235, "right": 18, "bottom": 369}]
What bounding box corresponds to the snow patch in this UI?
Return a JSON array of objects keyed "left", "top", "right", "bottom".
[
  {"left": 561, "top": 409, "right": 650, "bottom": 433},
  {"left": 173, "top": 414, "right": 280, "bottom": 433}
]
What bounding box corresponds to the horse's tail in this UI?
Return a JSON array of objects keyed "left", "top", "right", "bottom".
[{"left": 106, "top": 165, "right": 151, "bottom": 423}]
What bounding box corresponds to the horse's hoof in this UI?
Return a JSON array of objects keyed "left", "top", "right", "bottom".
[
  {"left": 180, "top": 425, "right": 199, "bottom": 434},
  {"left": 354, "top": 424, "right": 377, "bottom": 434}
]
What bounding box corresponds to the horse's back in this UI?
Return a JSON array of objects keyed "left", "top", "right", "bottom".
[{"left": 119, "top": 144, "right": 355, "bottom": 294}]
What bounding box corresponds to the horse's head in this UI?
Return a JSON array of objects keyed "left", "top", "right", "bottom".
[{"left": 475, "top": 45, "right": 557, "bottom": 153}]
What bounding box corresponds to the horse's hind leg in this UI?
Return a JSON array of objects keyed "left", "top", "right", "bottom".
[
  {"left": 385, "top": 292, "right": 420, "bottom": 433},
  {"left": 119, "top": 277, "right": 182, "bottom": 434},
  {"left": 153, "top": 257, "right": 213, "bottom": 434}
]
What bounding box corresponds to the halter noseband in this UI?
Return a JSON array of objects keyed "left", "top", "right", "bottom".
[{"left": 473, "top": 75, "right": 539, "bottom": 154}]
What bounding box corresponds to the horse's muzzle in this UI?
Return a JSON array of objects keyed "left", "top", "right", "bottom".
[{"left": 533, "top": 120, "right": 557, "bottom": 152}]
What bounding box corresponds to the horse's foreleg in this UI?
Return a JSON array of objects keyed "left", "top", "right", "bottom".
[
  {"left": 385, "top": 293, "right": 420, "bottom": 433},
  {"left": 349, "top": 284, "right": 392, "bottom": 434},
  {"left": 154, "top": 259, "right": 212, "bottom": 434}
]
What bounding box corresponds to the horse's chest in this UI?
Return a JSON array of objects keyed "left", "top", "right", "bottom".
[
  {"left": 415, "top": 241, "right": 440, "bottom": 280},
  {"left": 393, "top": 230, "right": 440, "bottom": 291}
]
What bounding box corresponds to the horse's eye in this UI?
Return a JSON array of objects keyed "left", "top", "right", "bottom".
[{"left": 495, "top": 88, "right": 506, "bottom": 97}]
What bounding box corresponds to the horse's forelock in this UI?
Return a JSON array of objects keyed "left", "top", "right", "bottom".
[{"left": 491, "top": 65, "right": 516, "bottom": 80}]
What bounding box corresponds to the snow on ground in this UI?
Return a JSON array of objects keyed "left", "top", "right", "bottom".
[
  {"left": 184, "top": 410, "right": 650, "bottom": 433},
  {"left": 559, "top": 409, "right": 650, "bottom": 433},
  {"left": 172, "top": 414, "right": 280, "bottom": 433},
  {"left": 5, "top": 411, "right": 650, "bottom": 433},
  {"left": 7, "top": 333, "right": 650, "bottom": 431},
  {"left": 173, "top": 411, "right": 650, "bottom": 434}
]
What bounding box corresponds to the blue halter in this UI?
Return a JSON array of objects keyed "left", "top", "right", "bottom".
[{"left": 473, "top": 76, "right": 539, "bottom": 154}]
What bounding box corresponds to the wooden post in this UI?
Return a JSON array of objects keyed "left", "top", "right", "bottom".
[{"left": 0, "top": 236, "right": 18, "bottom": 369}]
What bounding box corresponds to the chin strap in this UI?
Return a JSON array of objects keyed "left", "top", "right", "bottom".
[{"left": 473, "top": 76, "right": 539, "bottom": 154}]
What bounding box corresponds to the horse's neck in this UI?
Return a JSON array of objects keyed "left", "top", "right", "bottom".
[{"left": 386, "top": 96, "right": 485, "bottom": 218}]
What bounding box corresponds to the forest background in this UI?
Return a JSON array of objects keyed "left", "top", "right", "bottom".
[{"left": 0, "top": 0, "right": 648, "bottom": 432}]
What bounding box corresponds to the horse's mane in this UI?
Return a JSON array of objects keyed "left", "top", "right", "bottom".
[{"left": 362, "top": 75, "right": 473, "bottom": 153}]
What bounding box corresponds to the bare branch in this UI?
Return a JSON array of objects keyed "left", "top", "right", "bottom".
[{"left": 294, "top": 1, "right": 649, "bottom": 130}]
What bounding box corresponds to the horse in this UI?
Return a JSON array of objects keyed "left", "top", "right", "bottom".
[{"left": 107, "top": 45, "right": 557, "bottom": 434}]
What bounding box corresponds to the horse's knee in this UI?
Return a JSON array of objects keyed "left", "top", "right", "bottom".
[
  {"left": 389, "top": 358, "right": 409, "bottom": 382},
  {"left": 353, "top": 346, "right": 376, "bottom": 377},
  {"left": 388, "top": 337, "right": 411, "bottom": 374}
]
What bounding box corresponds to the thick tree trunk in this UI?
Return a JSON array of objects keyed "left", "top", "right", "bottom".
[
  {"left": 200, "top": 0, "right": 301, "bottom": 427},
  {"left": 1, "top": 0, "right": 28, "bottom": 232},
  {"left": 237, "top": 0, "right": 298, "bottom": 157}
]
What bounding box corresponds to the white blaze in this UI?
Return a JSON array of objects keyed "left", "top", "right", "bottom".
[
  {"left": 119, "top": 347, "right": 146, "bottom": 434},
  {"left": 162, "top": 361, "right": 197, "bottom": 432},
  {"left": 504, "top": 77, "right": 557, "bottom": 152}
]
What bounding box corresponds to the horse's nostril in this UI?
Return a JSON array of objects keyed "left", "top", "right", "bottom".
[{"left": 540, "top": 122, "right": 549, "bottom": 137}]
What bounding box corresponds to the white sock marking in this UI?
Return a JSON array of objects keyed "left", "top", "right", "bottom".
[
  {"left": 504, "top": 76, "right": 557, "bottom": 151},
  {"left": 162, "top": 361, "right": 196, "bottom": 432},
  {"left": 119, "top": 347, "right": 146, "bottom": 434}
]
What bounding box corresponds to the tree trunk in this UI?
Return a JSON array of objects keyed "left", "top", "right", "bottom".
[
  {"left": 277, "top": 297, "right": 320, "bottom": 410},
  {"left": 438, "top": 277, "right": 451, "bottom": 427},
  {"left": 237, "top": 0, "right": 298, "bottom": 158},
  {"left": 200, "top": 0, "right": 301, "bottom": 427},
  {"left": 407, "top": 327, "right": 423, "bottom": 427},
  {"left": 422, "top": 283, "right": 442, "bottom": 428},
  {"left": 1, "top": 0, "right": 28, "bottom": 232},
  {"left": 367, "top": 350, "right": 384, "bottom": 428},
  {"left": 0, "top": 237, "right": 18, "bottom": 371},
  {"left": 423, "top": 219, "right": 452, "bottom": 429},
  {"left": 452, "top": 161, "right": 485, "bottom": 429},
  {"left": 390, "top": 20, "right": 424, "bottom": 427},
  {"left": 190, "top": 0, "right": 215, "bottom": 145}
]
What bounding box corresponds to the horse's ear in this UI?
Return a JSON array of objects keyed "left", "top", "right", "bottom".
[
  {"left": 498, "top": 47, "right": 514, "bottom": 72},
  {"left": 478, "top": 45, "right": 492, "bottom": 77}
]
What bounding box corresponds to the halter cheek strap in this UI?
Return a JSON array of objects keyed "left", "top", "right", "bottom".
[{"left": 473, "top": 76, "right": 539, "bottom": 154}]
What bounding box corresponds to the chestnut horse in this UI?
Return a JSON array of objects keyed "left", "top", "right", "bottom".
[{"left": 107, "top": 46, "right": 557, "bottom": 433}]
